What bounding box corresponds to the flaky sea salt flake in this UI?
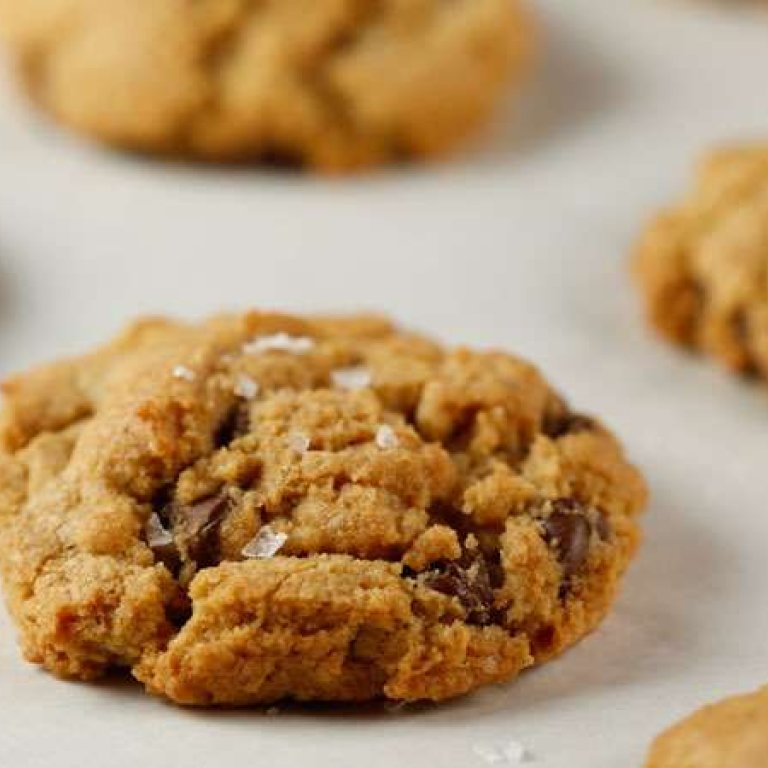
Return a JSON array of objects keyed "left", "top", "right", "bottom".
[
  {"left": 172, "top": 364, "right": 196, "bottom": 381},
  {"left": 234, "top": 374, "right": 260, "bottom": 399},
  {"left": 287, "top": 432, "right": 311, "bottom": 454},
  {"left": 472, "top": 741, "right": 531, "bottom": 765},
  {"left": 331, "top": 366, "right": 372, "bottom": 391},
  {"left": 242, "top": 525, "right": 288, "bottom": 559},
  {"left": 375, "top": 424, "right": 399, "bottom": 450},
  {"left": 145, "top": 513, "right": 173, "bottom": 548},
  {"left": 243, "top": 333, "right": 315, "bottom": 356}
]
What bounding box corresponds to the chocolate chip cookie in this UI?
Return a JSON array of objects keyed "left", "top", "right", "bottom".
[
  {"left": 645, "top": 687, "right": 768, "bottom": 768},
  {"left": 634, "top": 144, "right": 768, "bottom": 380},
  {"left": 0, "top": 0, "right": 532, "bottom": 171},
  {"left": 0, "top": 311, "right": 646, "bottom": 705}
]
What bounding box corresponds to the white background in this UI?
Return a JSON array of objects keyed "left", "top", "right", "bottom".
[{"left": 1, "top": 1, "right": 767, "bottom": 765}]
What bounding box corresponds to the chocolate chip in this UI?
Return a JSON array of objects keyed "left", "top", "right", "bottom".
[
  {"left": 214, "top": 403, "right": 250, "bottom": 448},
  {"left": 533, "top": 625, "right": 556, "bottom": 654},
  {"left": 145, "top": 499, "right": 181, "bottom": 573},
  {"left": 151, "top": 485, "right": 174, "bottom": 516},
  {"left": 543, "top": 411, "right": 597, "bottom": 440},
  {"left": 423, "top": 550, "right": 494, "bottom": 625},
  {"left": 164, "top": 592, "right": 192, "bottom": 629},
  {"left": 541, "top": 500, "right": 592, "bottom": 579},
  {"left": 168, "top": 491, "right": 230, "bottom": 568},
  {"left": 148, "top": 535, "right": 181, "bottom": 575},
  {"left": 595, "top": 511, "right": 612, "bottom": 542}
]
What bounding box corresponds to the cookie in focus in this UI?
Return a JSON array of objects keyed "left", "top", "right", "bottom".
[{"left": 0, "top": 311, "right": 646, "bottom": 705}]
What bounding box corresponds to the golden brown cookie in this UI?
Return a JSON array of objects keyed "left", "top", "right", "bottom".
[
  {"left": 0, "top": 311, "right": 646, "bottom": 705},
  {"left": 634, "top": 144, "right": 768, "bottom": 380},
  {"left": 645, "top": 687, "right": 768, "bottom": 768},
  {"left": 0, "top": 0, "right": 532, "bottom": 171}
]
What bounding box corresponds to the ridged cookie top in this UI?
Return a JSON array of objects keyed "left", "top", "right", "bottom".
[{"left": 0, "top": 312, "right": 645, "bottom": 704}]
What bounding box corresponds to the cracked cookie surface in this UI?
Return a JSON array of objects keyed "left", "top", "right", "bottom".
[
  {"left": 0, "top": 0, "right": 532, "bottom": 170},
  {"left": 634, "top": 144, "right": 768, "bottom": 380},
  {"left": 645, "top": 686, "right": 768, "bottom": 768},
  {"left": 0, "top": 311, "right": 646, "bottom": 705}
]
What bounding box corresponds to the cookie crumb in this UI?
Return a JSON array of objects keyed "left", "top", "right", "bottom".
[
  {"left": 331, "top": 366, "right": 372, "bottom": 391},
  {"left": 375, "top": 425, "right": 399, "bottom": 450},
  {"left": 234, "top": 374, "right": 259, "bottom": 399},
  {"left": 471, "top": 741, "right": 531, "bottom": 765},
  {"left": 287, "top": 432, "right": 311, "bottom": 454},
  {"left": 171, "top": 365, "right": 196, "bottom": 382},
  {"left": 242, "top": 526, "right": 288, "bottom": 559},
  {"left": 243, "top": 333, "right": 315, "bottom": 356},
  {"left": 145, "top": 513, "right": 173, "bottom": 548}
]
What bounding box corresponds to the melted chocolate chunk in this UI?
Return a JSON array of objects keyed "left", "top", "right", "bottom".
[
  {"left": 595, "top": 511, "right": 612, "bottom": 542},
  {"left": 145, "top": 494, "right": 181, "bottom": 573},
  {"left": 148, "top": 534, "right": 181, "bottom": 575},
  {"left": 541, "top": 499, "right": 592, "bottom": 580},
  {"left": 423, "top": 550, "right": 494, "bottom": 625},
  {"left": 164, "top": 592, "right": 193, "bottom": 629},
  {"left": 168, "top": 491, "right": 230, "bottom": 568},
  {"left": 543, "top": 411, "right": 597, "bottom": 440}
]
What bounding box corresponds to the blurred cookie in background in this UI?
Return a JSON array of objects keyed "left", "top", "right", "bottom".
[
  {"left": 633, "top": 144, "right": 768, "bottom": 382},
  {"left": 645, "top": 687, "right": 768, "bottom": 768},
  {"left": 0, "top": 0, "right": 534, "bottom": 171}
]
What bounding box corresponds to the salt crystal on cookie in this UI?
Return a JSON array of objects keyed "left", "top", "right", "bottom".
[
  {"left": 171, "top": 365, "right": 196, "bottom": 381},
  {"left": 375, "top": 424, "right": 399, "bottom": 449},
  {"left": 242, "top": 526, "right": 288, "bottom": 559},
  {"left": 331, "top": 366, "right": 372, "bottom": 391},
  {"left": 243, "top": 333, "right": 314, "bottom": 355},
  {"left": 234, "top": 374, "right": 259, "bottom": 399}
]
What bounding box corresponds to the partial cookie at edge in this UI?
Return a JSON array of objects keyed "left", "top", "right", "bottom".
[
  {"left": 634, "top": 144, "right": 768, "bottom": 380},
  {"left": 645, "top": 686, "right": 768, "bottom": 768}
]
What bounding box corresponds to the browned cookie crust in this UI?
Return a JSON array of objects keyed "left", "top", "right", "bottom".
[
  {"left": 634, "top": 145, "right": 768, "bottom": 380},
  {"left": 0, "top": 312, "right": 646, "bottom": 705},
  {"left": 645, "top": 686, "right": 768, "bottom": 768},
  {"left": 0, "top": 0, "right": 532, "bottom": 171}
]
